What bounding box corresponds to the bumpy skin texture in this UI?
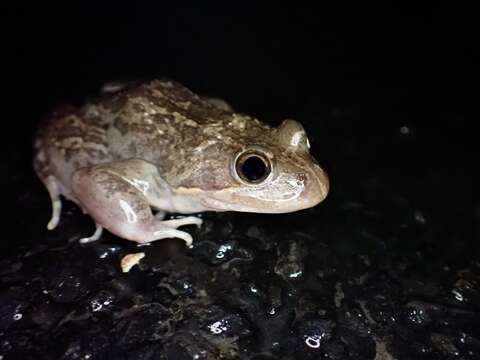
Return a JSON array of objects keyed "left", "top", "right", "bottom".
[{"left": 33, "top": 80, "right": 329, "bottom": 246}]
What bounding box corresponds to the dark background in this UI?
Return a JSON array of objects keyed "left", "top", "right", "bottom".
[{"left": 2, "top": 2, "right": 479, "bottom": 247}]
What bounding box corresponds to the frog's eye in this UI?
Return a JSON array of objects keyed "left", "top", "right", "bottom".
[{"left": 234, "top": 150, "right": 271, "bottom": 184}]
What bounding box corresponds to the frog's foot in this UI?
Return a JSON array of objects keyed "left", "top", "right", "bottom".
[
  {"left": 145, "top": 217, "right": 202, "bottom": 248},
  {"left": 128, "top": 215, "right": 198, "bottom": 248},
  {"left": 71, "top": 159, "right": 197, "bottom": 248},
  {"left": 45, "top": 178, "right": 62, "bottom": 230},
  {"left": 79, "top": 223, "right": 104, "bottom": 244}
]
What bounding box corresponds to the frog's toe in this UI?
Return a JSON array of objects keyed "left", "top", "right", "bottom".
[
  {"left": 45, "top": 178, "right": 62, "bottom": 230},
  {"left": 79, "top": 223, "right": 104, "bottom": 244},
  {"left": 47, "top": 201, "right": 61, "bottom": 230},
  {"left": 161, "top": 216, "right": 203, "bottom": 229},
  {"left": 152, "top": 229, "right": 193, "bottom": 248}
]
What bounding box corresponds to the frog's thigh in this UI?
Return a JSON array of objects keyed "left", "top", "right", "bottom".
[{"left": 71, "top": 160, "right": 195, "bottom": 246}]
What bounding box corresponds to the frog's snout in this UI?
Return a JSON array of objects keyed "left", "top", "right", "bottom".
[{"left": 303, "top": 163, "right": 329, "bottom": 207}]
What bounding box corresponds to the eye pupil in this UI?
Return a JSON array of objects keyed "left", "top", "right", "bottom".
[
  {"left": 242, "top": 156, "right": 266, "bottom": 181},
  {"left": 236, "top": 152, "right": 271, "bottom": 183}
]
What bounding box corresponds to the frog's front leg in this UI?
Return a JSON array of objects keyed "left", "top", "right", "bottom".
[{"left": 71, "top": 159, "right": 201, "bottom": 247}]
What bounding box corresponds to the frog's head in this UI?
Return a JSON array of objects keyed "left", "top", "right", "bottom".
[{"left": 186, "top": 119, "right": 329, "bottom": 213}]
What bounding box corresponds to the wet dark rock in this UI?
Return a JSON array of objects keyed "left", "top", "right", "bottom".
[
  {"left": 114, "top": 303, "right": 172, "bottom": 346},
  {"left": 274, "top": 235, "right": 308, "bottom": 281},
  {"left": 0, "top": 260, "right": 22, "bottom": 276},
  {"left": 164, "top": 332, "right": 219, "bottom": 360},
  {"left": 0, "top": 292, "right": 27, "bottom": 330},
  {"left": 192, "top": 239, "right": 253, "bottom": 267}
]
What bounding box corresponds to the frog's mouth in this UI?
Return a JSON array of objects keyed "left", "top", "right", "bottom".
[
  {"left": 201, "top": 195, "right": 300, "bottom": 213},
  {"left": 198, "top": 195, "right": 260, "bottom": 213},
  {"left": 201, "top": 189, "right": 323, "bottom": 214}
]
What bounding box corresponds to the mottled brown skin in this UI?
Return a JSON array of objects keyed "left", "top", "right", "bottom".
[{"left": 34, "top": 79, "right": 329, "bottom": 246}]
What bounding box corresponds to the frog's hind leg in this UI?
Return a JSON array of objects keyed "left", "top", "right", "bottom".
[
  {"left": 71, "top": 159, "right": 202, "bottom": 247},
  {"left": 33, "top": 147, "right": 63, "bottom": 230},
  {"left": 44, "top": 177, "right": 62, "bottom": 230}
]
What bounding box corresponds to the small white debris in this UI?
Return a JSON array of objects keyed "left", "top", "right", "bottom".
[{"left": 121, "top": 252, "right": 145, "bottom": 273}]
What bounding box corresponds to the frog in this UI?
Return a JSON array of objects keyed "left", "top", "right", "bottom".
[{"left": 33, "top": 79, "right": 329, "bottom": 247}]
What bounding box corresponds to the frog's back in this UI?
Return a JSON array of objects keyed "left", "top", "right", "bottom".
[
  {"left": 33, "top": 101, "right": 112, "bottom": 198},
  {"left": 33, "top": 80, "right": 234, "bottom": 198},
  {"left": 104, "top": 80, "right": 233, "bottom": 169}
]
